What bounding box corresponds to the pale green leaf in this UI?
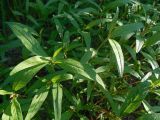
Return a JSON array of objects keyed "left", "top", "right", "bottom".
[
  {"left": 7, "top": 56, "right": 50, "bottom": 91},
  {"left": 11, "top": 98, "right": 23, "bottom": 120},
  {"left": 109, "top": 39, "right": 124, "bottom": 77},
  {"left": 0, "top": 90, "right": 13, "bottom": 95},
  {"left": 51, "top": 74, "right": 73, "bottom": 83},
  {"left": 25, "top": 86, "right": 49, "bottom": 120}
]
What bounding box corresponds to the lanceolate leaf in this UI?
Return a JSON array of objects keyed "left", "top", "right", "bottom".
[
  {"left": 145, "top": 32, "right": 160, "bottom": 46},
  {"left": 54, "top": 18, "right": 64, "bottom": 38},
  {"left": 7, "top": 56, "right": 50, "bottom": 91},
  {"left": 109, "top": 39, "right": 124, "bottom": 77},
  {"left": 59, "top": 58, "right": 105, "bottom": 89},
  {"left": 25, "top": 86, "right": 49, "bottom": 120},
  {"left": 81, "top": 31, "right": 91, "bottom": 49},
  {"left": 11, "top": 98, "right": 23, "bottom": 120},
  {"left": 104, "top": 0, "right": 134, "bottom": 11},
  {"left": 52, "top": 84, "right": 63, "bottom": 120},
  {"left": 137, "top": 113, "right": 160, "bottom": 120},
  {"left": 8, "top": 22, "right": 47, "bottom": 56},
  {"left": 0, "top": 90, "right": 13, "bottom": 95},
  {"left": 142, "top": 52, "right": 159, "bottom": 79},
  {"left": 136, "top": 35, "right": 144, "bottom": 53},
  {"left": 120, "top": 81, "right": 150, "bottom": 115},
  {"left": 112, "top": 23, "right": 144, "bottom": 38},
  {"left": 51, "top": 73, "right": 73, "bottom": 83}
]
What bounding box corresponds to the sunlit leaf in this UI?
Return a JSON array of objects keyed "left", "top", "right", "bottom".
[
  {"left": 109, "top": 39, "right": 124, "bottom": 77},
  {"left": 11, "top": 98, "right": 23, "bottom": 120},
  {"left": 7, "top": 56, "right": 50, "bottom": 91},
  {"left": 25, "top": 86, "right": 49, "bottom": 120}
]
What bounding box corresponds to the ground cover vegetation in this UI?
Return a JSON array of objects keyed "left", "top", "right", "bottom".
[{"left": 0, "top": 0, "right": 160, "bottom": 119}]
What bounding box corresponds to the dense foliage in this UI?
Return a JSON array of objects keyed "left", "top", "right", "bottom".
[{"left": 0, "top": 0, "right": 160, "bottom": 120}]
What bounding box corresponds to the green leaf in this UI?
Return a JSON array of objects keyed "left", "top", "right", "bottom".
[
  {"left": 85, "top": 18, "right": 110, "bottom": 30},
  {"left": 7, "top": 56, "right": 50, "bottom": 91},
  {"left": 80, "top": 50, "right": 93, "bottom": 64},
  {"left": 136, "top": 35, "right": 144, "bottom": 53},
  {"left": 2, "top": 104, "right": 12, "bottom": 120},
  {"left": 145, "top": 32, "right": 160, "bottom": 46},
  {"left": 64, "top": 12, "right": 80, "bottom": 29},
  {"left": 61, "top": 110, "right": 73, "bottom": 120},
  {"left": 124, "top": 45, "right": 137, "bottom": 61},
  {"left": 104, "top": 0, "right": 134, "bottom": 11},
  {"left": 81, "top": 31, "right": 91, "bottom": 49},
  {"left": 63, "top": 31, "right": 70, "bottom": 48},
  {"left": 25, "top": 86, "right": 49, "bottom": 120},
  {"left": 52, "top": 84, "right": 63, "bottom": 120},
  {"left": 120, "top": 81, "right": 150, "bottom": 115},
  {"left": 0, "top": 90, "right": 13, "bottom": 95},
  {"left": 109, "top": 39, "right": 124, "bottom": 77},
  {"left": 51, "top": 73, "right": 73, "bottom": 83},
  {"left": 87, "top": 81, "right": 94, "bottom": 101},
  {"left": 142, "top": 52, "right": 159, "bottom": 79},
  {"left": 112, "top": 23, "right": 144, "bottom": 38},
  {"left": 11, "top": 98, "right": 23, "bottom": 120},
  {"left": 54, "top": 18, "right": 64, "bottom": 38},
  {"left": 7, "top": 22, "right": 47, "bottom": 56},
  {"left": 59, "top": 58, "right": 105, "bottom": 89},
  {"left": 142, "top": 100, "right": 154, "bottom": 114},
  {"left": 137, "top": 113, "right": 160, "bottom": 120}
]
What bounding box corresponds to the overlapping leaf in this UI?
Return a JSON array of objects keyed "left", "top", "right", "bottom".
[
  {"left": 7, "top": 56, "right": 50, "bottom": 91},
  {"left": 59, "top": 58, "right": 105, "bottom": 89}
]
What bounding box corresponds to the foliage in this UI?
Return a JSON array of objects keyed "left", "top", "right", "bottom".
[{"left": 0, "top": 0, "right": 160, "bottom": 119}]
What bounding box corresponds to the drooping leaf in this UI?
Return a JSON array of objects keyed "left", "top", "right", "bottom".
[
  {"left": 59, "top": 58, "right": 105, "bottom": 89},
  {"left": 137, "top": 113, "right": 160, "bottom": 120},
  {"left": 0, "top": 90, "right": 13, "bottom": 95},
  {"left": 104, "top": 0, "right": 135, "bottom": 11},
  {"left": 25, "top": 86, "right": 49, "bottom": 120},
  {"left": 52, "top": 84, "right": 63, "bottom": 120},
  {"left": 7, "top": 56, "right": 50, "bottom": 91},
  {"left": 142, "top": 52, "right": 159, "bottom": 79},
  {"left": 109, "top": 39, "right": 124, "bottom": 77},
  {"left": 142, "top": 100, "right": 154, "bottom": 114},
  {"left": 8, "top": 22, "right": 47, "bottom": 56},
  {"left": 120, "top": 81, "right": 150, "bottom": 115},
  {"left": 112, "top": 23, "right": 144, "bottom": 38},
  {"left": 11, "top": 98, "right": 23, "bottom": 120}
]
